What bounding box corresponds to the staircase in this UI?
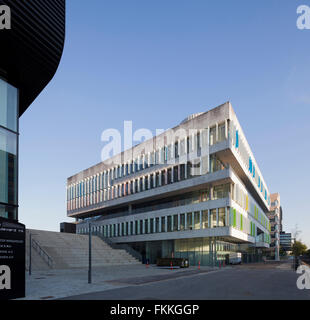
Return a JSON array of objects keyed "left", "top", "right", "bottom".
[{"left": 25, "top": 229, "right": 140, "bottom": 271}]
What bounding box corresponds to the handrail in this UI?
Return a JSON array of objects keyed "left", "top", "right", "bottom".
[
  {"left": 31, "top": 238, "right": 54, "bottom": 268},
  {"left": 95, "top": 233, "right": 143, "bottom": 262}
]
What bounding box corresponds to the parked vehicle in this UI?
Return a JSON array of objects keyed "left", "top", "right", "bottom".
[{"left": 229, "top": 252, "right": 242, "bottom": 265}]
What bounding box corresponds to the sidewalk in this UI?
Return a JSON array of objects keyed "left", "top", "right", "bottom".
[{"left": 18, "top": 265, "right": 214, "bottom": 300}]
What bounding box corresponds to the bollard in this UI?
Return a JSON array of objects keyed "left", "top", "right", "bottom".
[{"left": 170, "top": 261, "right": 173, "bottom": 270}]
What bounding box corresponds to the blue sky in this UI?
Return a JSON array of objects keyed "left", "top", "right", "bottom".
[{"left": 19, "top": 0, "right": 310, "bottom": 246}]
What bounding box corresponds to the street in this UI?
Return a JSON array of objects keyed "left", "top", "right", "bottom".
[{"left": 61, "top": 262, "right": 310, "bottom": 300}]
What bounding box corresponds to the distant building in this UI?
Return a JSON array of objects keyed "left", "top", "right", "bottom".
[
  {"left": 280, "top": 232, "right": 292, "bottom": 252},
  {"left": 266, "top": 193, "right": 282, "bottom": 260},
  {"left": 67, "top": 102, "right": 272, "bottom": 266},
  {"left": 60, "top": 222, "right": 76, "bottom": 234}
]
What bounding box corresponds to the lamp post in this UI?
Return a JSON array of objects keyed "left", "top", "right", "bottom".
[
  {"left": 88, "top": 222, "right": 92, "bottom": 284},
  {"left": 29, "top": 233, "right": 32, "bottom": 276}
]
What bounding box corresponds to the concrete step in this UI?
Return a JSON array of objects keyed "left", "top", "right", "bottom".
[{"left": 25, "top": 229, "right": 140, "bottom": 271}]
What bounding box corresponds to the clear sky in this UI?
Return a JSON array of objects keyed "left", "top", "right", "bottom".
[{"left": 19, "top": 0, "right": 310, "bottom": 247}]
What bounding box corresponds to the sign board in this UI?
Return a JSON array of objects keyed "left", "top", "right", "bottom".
[{"left": 0, "top": 218, "right": 25, "bottom": 300}]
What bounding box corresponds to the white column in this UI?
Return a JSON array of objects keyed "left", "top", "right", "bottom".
[{"left": 225, "top": 119, "right": 228, "bottom": 140}]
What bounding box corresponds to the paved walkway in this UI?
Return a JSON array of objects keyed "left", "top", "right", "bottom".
[
  {"left": 18, "top": 265, "right": 213, "bottom": 300},
  {"left": 61, "top": 262, "right": 310, "bottom": 300}
]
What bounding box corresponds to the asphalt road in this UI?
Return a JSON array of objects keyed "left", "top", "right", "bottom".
[{"left": 62, "top": 263, "right": 310, "bottom": 300}]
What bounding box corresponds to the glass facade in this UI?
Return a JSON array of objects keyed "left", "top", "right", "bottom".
[{"left": 0, "top": 78, "right": 18, "bottom": 220}]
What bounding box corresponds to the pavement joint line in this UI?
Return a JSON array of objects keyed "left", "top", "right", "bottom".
[{"left": 106, "top": 268, "right": 229, "bottom": 288}]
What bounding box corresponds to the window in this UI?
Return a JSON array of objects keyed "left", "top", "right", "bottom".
[
  {"left": 155, "top": 217, "right": 160, "bottom": 233},
  {"left": 161, "top": 216, "right": 166, "bottom": 232},
  {"left": 140, "top": 220, "right": 143, "bottom": 234},
  {"left": 180, "top": 214, "right": 185, "bottom": 231},
  {"left": 167, "top": 216, "right": 172, "bottom": 232},
  {"left": 218, "top": 208, "right": 226, "bottom": 227},
  {"left": 218, "top": 123, "right": 226, "bottom": 142},
  {"left": 180, "top": 164, "right": 185, "bottom": 181},
  {"left": 135, "top": 221, "right": 138, "bottom": 235},
  {"left": 175, "top": 142, "right": 179, "bottom": 158},
  {"left": 167, "top": 168, "right": 172, "bottom": 184},
  {"left": 161, "top": 171, "right": 166, "bottom": 186},
  {"left": 210, "top": 126, "right": 216, "bottom": 146},
  {"left": 173, "top": 166, "right": 178, "bottom": 182},
  {"left": 202, "top": 210, "right": 209, "bottom": 229},
  {"left": 213, "top": 184, "right": 230, "bottom": 200},
  {"left": 210, "top": 209, "right": 217, "bottom": 228},
  {"left": 173, "top": 214, "right": 178, "bottom": 231},
  {"left": 155, "top": 172, "right": 160, "bottom": 187},
  {"left": 194, "top": 212, "right": 200, "bottom": 230},
  {"left": 150, "top": 218, "right": 154, "bottom": 233},
  {"left": 186, "top": 213, "right": 193, "bottom": 230}
]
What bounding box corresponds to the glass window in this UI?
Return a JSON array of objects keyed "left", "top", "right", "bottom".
[
  {"left": 0, "top": 127, "right": 17, "bottom": 205},
  {"left": 155, "top": 217, "right": 159, "bottom": 233},
  {"left": 0, "top": 204, "right": 17, "bottom": 220},
  {"left": 186, "top": 213, "right": 193, "bottom": 230},
  {"left": 210, "top": 209, "right": 217, "bottom": 228},
  {"left": 167, "top": 216, "right": 172, "bottom": 232},
  {"left": 218, "top": 208, "right": 226, "bottom": 227},
  {"left": 213, "top": 184, "right": 230, "bottom": 200},
  {"left": 135, "top": 220, "right": 138, "bottom": 235},
  {"left": 209, "top": 126, "right": 216, "bottom": 146},
  {"left": 202, "top": 210, "right": 209, "bottom": 229},
  {"left": 150, "top": 218, "right": 154, "bottom": 233},
  {"left": 173, "top": 214, "right": 178, "bottom": 231},
  {"left": 180, "top": 214, "right": 185, "bottom": 231},
  {"left": 218, "top": 123, "right": 226, "bottom": 142},
  {"left": 194, "top": 212, "right": 200, "bottom": 230},
  {"left": 161, "top": 216, "right": 166, "bottom": 232},
  {"left": 0, "top": 79, "right": 18, "bottom": 132}
]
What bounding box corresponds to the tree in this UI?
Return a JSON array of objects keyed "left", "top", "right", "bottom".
[
  {"left": 279, "top": 247, "right": 287, "bottom": 257},
  {"left": 292, "top": 241, "right": 308, "bottom": 257}
]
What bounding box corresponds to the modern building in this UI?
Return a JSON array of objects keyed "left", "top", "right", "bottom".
[
  {"left": 266, "top": 193, "right": 282, "bottom": 260},
  {"left": 0, "top": 0, "right": 65, "bottom": 299},
  {"left": 67, "top": 102, "right": 271, "bottom": 266},
  {"left": 60, "top": 222, "right": 76, "bottom": 234},
  {"left": 0, "top": 0, "right": 65, "bottom": 221},
  {"left": 280, "top": 232, "right": 292, "bottom": 253}
]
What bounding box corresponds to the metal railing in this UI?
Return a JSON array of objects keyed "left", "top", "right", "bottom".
[
  {"left": 95, "top": 232, "right": 143, "bottom": 262},
  {"left": 30, "top": 236, "right": 54, "bottom": 269}
]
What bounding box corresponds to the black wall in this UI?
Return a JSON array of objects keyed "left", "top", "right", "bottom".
[{"left": 0, "top": 0, "right": 65, "bottom": 116}]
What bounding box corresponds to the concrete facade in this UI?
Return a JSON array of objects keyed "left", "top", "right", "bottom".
[
  {"left": 67, "top": 102, "right": 272, "bottom": 265},
  {"left": 267, "top": 193, "right": 282, "bottom": 260}
]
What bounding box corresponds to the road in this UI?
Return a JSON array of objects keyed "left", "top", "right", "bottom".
[{"left": 61, "top": 262, "right": 310, "bottom": 300}]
